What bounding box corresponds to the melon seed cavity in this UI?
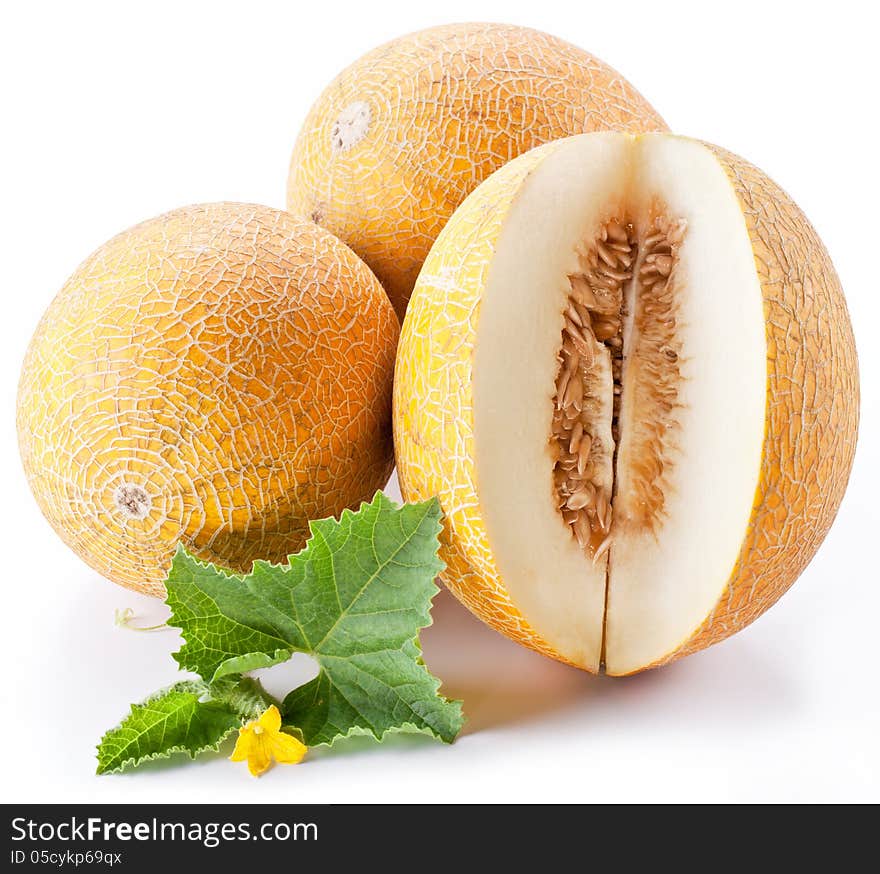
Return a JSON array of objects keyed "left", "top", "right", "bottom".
[{"left": 551, "top": 212, "right": 687, "bottom": 558}]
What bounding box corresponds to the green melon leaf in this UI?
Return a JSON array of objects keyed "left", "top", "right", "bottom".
[
  {"left": 166, "top": 492, "right": 463, "bottom": 746},
  {"left": 96, "top": 676, "right": 275, "bottom": 774}
]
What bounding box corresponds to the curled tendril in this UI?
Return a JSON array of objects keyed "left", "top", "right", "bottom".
[{"left": 114, "top": 607, "right": 169, "bottom": 632}]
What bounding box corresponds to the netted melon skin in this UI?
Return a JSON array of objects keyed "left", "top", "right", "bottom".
[
  {"left": 653, "top": 147, "right": 860, "bottom": 668},
  {"left": 393, "top": 142, "right": 574, "bottom": 666},
  {"left": 18, "top": 203, "right": 399, "bottom": 596},
  {"left": 287, "top": 22, "right": 667, "bottom": 318}
]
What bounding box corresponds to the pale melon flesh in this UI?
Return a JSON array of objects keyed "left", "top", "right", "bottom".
[{"left": 472, "top": 134, "right": 767, "bottom": 675}]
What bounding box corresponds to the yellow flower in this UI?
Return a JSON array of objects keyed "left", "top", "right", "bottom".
[{"left": 229, "top": 705, "right": 307, "bottom": 777}]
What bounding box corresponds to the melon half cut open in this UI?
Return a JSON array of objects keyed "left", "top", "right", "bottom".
[{"left": 393, "top": 133, "right": 859, "bottom": 675}]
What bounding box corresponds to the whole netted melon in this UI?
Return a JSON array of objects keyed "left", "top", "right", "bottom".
[
  {"left": 18, "top": 202, "right": 399, "bottom": 595},
  {"left": 287, "top": 22, "right": 667, "bottom": 318}
]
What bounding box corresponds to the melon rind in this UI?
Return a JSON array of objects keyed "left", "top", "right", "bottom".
[
  {"left": 393, "top": 141, "right": 575, "bottom": 665},
  {"left": 287, "top": 22, "right": 667, "bottom": 317},
  {"left": 648, "top": 144, "right": 860, "bottom": 668}
]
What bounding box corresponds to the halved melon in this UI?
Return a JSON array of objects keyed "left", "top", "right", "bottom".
[{"left": 393, "top": 133, "right": 859, "bottom": 675}]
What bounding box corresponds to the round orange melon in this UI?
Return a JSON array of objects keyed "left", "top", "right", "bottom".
[
  {"left": 286, "top": 22, "right": 667, "bottom": 318},
  {"left": 18, "top": 203, "right": 399, "bottom": 595},
  {"left": 393, "top": 133, "right": 859, "bottom": 674}
]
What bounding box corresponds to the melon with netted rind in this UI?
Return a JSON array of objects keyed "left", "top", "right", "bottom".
[
  {"left": 18, "top": 203, "right": 399, "bottom": 596},
  {"left": 286, "top": 22, "right": 667, "bottom": 318},
  {"left": 393, "top": 133, "right": 859, "bottom": 674}
]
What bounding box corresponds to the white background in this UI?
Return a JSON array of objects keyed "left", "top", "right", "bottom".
[{"left": 1, "top": 0, "right": 877, "bottom": 803}]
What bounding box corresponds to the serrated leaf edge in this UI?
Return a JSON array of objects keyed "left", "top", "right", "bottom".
[
  {"left": 95, "top": 681, "right": 240, "bottom": 776},
  {"left": 286, "top": 588, "right": 465, "bottom": 748},
  {"left": 96, "top": 723, "right": 240, "bottom": 776}
]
